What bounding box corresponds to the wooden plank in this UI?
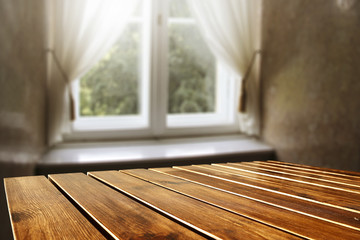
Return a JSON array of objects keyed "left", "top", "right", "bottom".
[
  {"left": 198, "top": 164, "right": 360, "bottom": 212},
  {"left": 49, "top": 172, "right": 203, "bottom": 240},
  {"left": 89, "top": 170, "right": 301, "bottom": 240},
  {"left": 154, "top": 166, "right": 360, "bottom": 230},
  {"left": 125, "top": 168, "right": 360, "bottom": 240},
  {"left": 256, "top": 161, "right": 360, "bottom": 181},
  {"left": 238, "top": 161, "right": 360, "bottom": 187},
  {"left": 221, "top": 163, "right": 360, "bottom": 194},
  {"left": 268, "top": 160, "right": 360, "bottom": 177},
  {"left": 245, "top": 161, "right": 360, "bottom": 183},
  {"left": 4, "top": 176, "right": 106, "bottom": 240}
]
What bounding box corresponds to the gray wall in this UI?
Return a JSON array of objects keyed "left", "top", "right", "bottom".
[
  {"left": 0, "top": 0, "right": 46, "bottom": 238},
  {"left": 261, "top": 0, "right": 360, "bottom": 171}
]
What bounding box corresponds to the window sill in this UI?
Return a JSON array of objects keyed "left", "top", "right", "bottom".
[{"left": 37, "top": 135, "right": 275, "bottom": 174}]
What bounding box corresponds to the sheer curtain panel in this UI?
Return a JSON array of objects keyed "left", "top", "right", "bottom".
[
  {"left": 187, "top": 0, "right": 262, "bottom": 136},
  {"left": 46, "top": 0, "right": 140, "bottom": 146}
]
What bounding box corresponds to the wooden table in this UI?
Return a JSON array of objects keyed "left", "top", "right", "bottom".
[{"left": 4, "top": 160, "right": 360, "bottom": 239}]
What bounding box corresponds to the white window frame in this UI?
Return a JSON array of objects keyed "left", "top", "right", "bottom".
[{"left": 64, "top": 0, "right": 239, "bottom": 142}]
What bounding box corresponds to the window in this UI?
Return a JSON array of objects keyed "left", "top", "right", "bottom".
[{"left": 70, "top": 0, "right": 238, "bottom": 141}]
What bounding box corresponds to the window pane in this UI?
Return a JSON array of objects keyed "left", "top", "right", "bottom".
[
  {"left": 168, "top": 23, "right": 216, "bottom": 114},
  {"left": 80, "top": 23, "right": 141, "bottom": 117},
  {"left": 169, "top": 0, "right": 191, "bottom": 18},
  {"left": 132, "top": 1, "right": 143, "bottom": 17}
]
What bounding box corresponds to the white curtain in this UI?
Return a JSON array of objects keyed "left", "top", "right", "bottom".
[
  {"left": 187, "top": 0, "right": 262, "bottom": 136},
  {"left": 46, "top": 0, "right": 140, "bottom": 146}
]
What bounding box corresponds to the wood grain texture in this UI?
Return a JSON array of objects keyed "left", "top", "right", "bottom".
[
  {"left": 256, "top": 161, "right": 360, "bottom": 181},
  {"left": 125, "top": 168, "right": 360, "bottom": 239},
  {"left": 198, "top": 164, "right": 360, "bottom": 212},
  {"left": 4, "top": 176, "right": 106, "bottom": 240},
  {"left": 154, "top": 166, "right": 360, "bottom": 230},
  {"left": 6, "top": 161, "right": 360, "bottom": 240},
  {"left": 220, "top": 163, "right": 360, "bottom": 194},
  {"left": 237, "top": 161, "right": 360, "bottom": 187},
  {"left": 268, "top": 161, "right": 360, "bottom": 177},
  {"left": 49, "top": 172, "right": 203, "bottom": 240},
  {"left": 89, "top": 170, "right": 301, "bottom": 240}
]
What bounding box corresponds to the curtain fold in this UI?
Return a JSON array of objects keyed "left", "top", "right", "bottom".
[
  {"left": 46, "top": 0, "right": 140, "bottom": 146},
  {"left": 186, "top": 0, "right": 262, "bottom": 136}
]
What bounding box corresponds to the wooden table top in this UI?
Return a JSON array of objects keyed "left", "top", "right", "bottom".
[{"left": 4, "top": 160, "right": 360, "bottom": 239}]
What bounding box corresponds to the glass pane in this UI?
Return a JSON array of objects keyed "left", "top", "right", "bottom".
[
  {"left": 80, "top": 23, "right": 141, "bottom": 116},
  {"left": 169, "top": 0, "right": 191, "bottom": 18},
  {"left": 132, "top": 0, "right": 143, "bottom": 17},
  {"left": 168, "top": 23, "right": 216, "bottom": 114}
]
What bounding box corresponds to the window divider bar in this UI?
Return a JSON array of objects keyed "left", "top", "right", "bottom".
[{"left": 150, "top": 0, "right": 169, "bottom": 137}]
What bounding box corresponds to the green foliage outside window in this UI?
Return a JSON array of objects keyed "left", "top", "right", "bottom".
[
  {"left": 168, "top": 24, "right": 215, "bottom": 113},
  {"left": 79, "top": 21, "right": 215, "bottom": 116},
  {"left": 80, "top": 24, "right": 140, "bottom": 116}
]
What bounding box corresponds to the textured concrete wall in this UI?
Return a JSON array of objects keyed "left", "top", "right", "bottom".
[
  {"left": 261, "top": 0, "right": 360, "bottom": 171},
  {"left": 0, "top": 0, "right": 46, "bottom": 238}
]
